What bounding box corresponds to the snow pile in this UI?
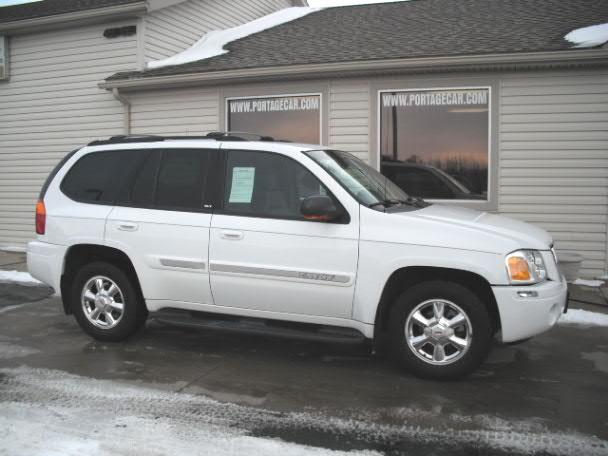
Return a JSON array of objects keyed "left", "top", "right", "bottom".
[
  {"left": 573, "top": 278, "right": 605, "bottom": 287},
  {"left": 147, "top": 7, "right": 321, "bottom": 69},
  {"left": 0, "top": 270, "right": 41, "bottom": 285},
  {"left": 559, "top": 309, "right": 608, "bottom": 327},
  {"left": 0, "top": 246, "right": 26, "bottom": 253},
  {"left": 565, "top": 23, "right": 608, "bottom": 48}
]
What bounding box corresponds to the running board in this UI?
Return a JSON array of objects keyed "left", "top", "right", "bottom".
[{"left": 150, "top": 309, "right": 368, "bottom": 344}]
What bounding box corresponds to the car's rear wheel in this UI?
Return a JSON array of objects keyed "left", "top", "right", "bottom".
[
  {"left": 389, "top": 280, "right": 492, "bottom": 380},
  {"left": 71, "top": 261, "right": 147, "bottom": 342}
]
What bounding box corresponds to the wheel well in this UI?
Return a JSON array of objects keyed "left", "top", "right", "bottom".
[
  {"left": 374, "top": 267, "right": 500, "bottom": 341},
  {"left": 60, "top": 244, "right": 143, "bottom": 315}
]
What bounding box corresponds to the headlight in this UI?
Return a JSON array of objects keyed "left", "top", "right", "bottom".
[{"left": 506, "top": 250, "right": 547, "bottom": 285}]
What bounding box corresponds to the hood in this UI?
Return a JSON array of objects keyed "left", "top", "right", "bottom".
[{"left": 408, "top": 204, "right": 553, "bottom": 251}]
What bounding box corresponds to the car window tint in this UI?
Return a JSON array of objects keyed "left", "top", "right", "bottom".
[
  {"left": 223, "top": 150, "right": 328, "bottom": 219},
  {"left": 129, "top": 150, "right": 160, "bottom": 207},
  {"left": 61, "top": 150, "right": 144, "bottom": 204},
  {"left": 155, "top": 149, "right": 207, "bottom": 210}
]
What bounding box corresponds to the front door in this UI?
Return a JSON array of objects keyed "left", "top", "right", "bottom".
[{"left": 208, "top": 149, "right": 359, "bottom": 319}]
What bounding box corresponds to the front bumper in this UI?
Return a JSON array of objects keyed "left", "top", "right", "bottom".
[
  {"left": 27, "top": 241, "right": 66, "bottom": 296},
  {"left": 492, "top": 277, "right": 568, "bottom": 343}
]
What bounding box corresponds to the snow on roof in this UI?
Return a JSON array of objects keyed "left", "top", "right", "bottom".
[
  {"left": 565, "top": 22, "right": 608, "bottom": 48},
  {"left": 147, "top": 7, "right": 322, "bottom": 70}
]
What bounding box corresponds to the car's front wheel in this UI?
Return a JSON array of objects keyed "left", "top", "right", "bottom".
[
  {"left": 389, "top": 280, "right": 493, "bottom": 380},
  {"left": 71, "top": 261, "right": 147, "bottom": 342}
]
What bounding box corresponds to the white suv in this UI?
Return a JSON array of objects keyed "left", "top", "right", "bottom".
[{"left": 27, "top": 133, "right": 567, "bottom": 379}]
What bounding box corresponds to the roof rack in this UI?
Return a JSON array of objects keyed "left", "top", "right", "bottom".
[{"left": 87, "top": 131, "right": 278, "bottom": 146}]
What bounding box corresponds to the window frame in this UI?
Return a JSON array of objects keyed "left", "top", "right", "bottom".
[
  {"left": 373, "top": 81, "right": 498, "bottom": 212},
  {"left": 0, "top": 36, "right": 8, "bottom": 82},
  {"left": 214, "top": 149, "right": 350, "bottom": 224}
]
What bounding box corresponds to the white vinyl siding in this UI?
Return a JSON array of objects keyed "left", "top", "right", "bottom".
[
  {"left": 329, "top": 80, "right": 370, "bottom": 162},
  {"left": 0, "top": 21, "right": 138, "bottom": 248},
  {"left": 129, "top": 87, "right": 220, "bottom": 135},
  {"left": 144, "top": 0, "right": 295, "bottom": 62},
  {"left": 498, "top": 70, "right": 608, "bottom": 278}
]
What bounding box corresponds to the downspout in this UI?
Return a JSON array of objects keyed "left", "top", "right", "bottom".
[{"left": 112, "top": 88, "right": 131, "bottom": 135}]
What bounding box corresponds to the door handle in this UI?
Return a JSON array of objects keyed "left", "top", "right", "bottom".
[
  {"left": 117, "top": 222, "right": 138, "bottom": 232},
  {"left": 220, "top": 230, "right": 243, "bottom": 240}
]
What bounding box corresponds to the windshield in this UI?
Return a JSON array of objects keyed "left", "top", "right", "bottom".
[{"left": 305, "top": 150, "right": 410, "bottom": 206}]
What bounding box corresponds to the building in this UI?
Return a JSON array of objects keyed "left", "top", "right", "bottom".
[
  {"left": 1, "top": 0, "right": 607, "bottom": 278},
  {"left": 0, "top": 0, "right": 302, "bottom": 247}
]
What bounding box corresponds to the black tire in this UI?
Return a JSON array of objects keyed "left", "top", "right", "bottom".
[
  {"left": 389, "top": 280, "right": 493, "bottom": 380},
  {"left": 71, "top": 261, "right": 147, "bottom": 342}
]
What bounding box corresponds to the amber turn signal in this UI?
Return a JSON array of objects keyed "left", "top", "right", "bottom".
[{"left": 507, "top": 255, "right": 531, "bottom": 281}]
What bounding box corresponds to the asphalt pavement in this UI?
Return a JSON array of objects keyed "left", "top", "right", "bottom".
[{"left": 0, "top": 279, "right": 607, "bottom": 456}]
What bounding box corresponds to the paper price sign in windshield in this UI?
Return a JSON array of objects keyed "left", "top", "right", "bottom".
[{"left": 229, "top": 167, "right": 256, "bottom": 203}]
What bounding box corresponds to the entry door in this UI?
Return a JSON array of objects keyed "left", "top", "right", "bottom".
[
  {"left": 106, "top": 148, "right": 216, "bottom": 305},
  {"left": 208, "top": 149, "right": 359, "bottom": 319}
]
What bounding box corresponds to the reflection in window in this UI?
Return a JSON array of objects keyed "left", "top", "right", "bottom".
[
  {"left": 380, "top": 88, "right": 490, "bottom": 200},
  {"left": 227, "top": 94, "right": 321, "bottom": 144}
]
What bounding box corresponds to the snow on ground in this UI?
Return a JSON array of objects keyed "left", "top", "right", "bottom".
[
  {"left": 0, "top": 369, "right": 376, "bottom": 456},
  {"left": 0, "top": 246, "right": 26, "bottom": 253},
  {"left": 559, "top": 309, "right": 608, "bottom": 327},
  {"left": 147, "top": 7, "right": 321, "bottom": 69},
  {"left": 565, "top": 22, "right": 608, "bottom": 48},
  {"left": 573, "top": 278, "right": 605, "bottom": 287},
  {"left": 0, "top": 270, "right": 41, "bottom": 285},
  {"left": 1, "top": 366, "right": 606, "bottom": 456}
]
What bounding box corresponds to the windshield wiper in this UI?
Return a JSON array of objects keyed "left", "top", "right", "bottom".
[
  {"left": 368, "top": 199, "right": 402, "bottom": 209},
  {"left": 369, "top": 196, "right": 429, "bottom": 209}
]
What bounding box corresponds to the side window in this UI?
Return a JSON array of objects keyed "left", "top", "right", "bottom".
[
  {"left": 117, "top": 150, "right": 160, "bottom": 208},
  {"left": 223, "top": 150, "right": 331, "bottom": 219},
  {"left": 61, "top": 150, "right": 145, "bottom": 204},
  {"left": 155, "top": 149, "right": 208, "bottom": 210}
]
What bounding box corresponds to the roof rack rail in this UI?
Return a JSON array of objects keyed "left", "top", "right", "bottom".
[
  {"left": 87, "top": 131, "right": 279, "bottom": 146},
  {"left": 205, "top": 131, "right": 276, "bottom": 142},
  {"left": 87, "top": 135, "right": 165, "bottom": 146}
]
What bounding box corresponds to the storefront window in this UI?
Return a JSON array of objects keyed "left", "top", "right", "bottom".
[
  {"left": 227, "top": 94, "right": 321, "bottom": 144},
  {"left": 380, "top": 88, "right": 490, "bottom": 201}
]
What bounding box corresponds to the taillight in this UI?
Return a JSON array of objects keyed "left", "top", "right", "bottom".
[{"left": 35, "top": 200, "right": 46, "bottom": 235}]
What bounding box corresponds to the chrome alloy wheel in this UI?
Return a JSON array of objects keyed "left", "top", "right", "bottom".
[
  {"left": 405, "top": 299, "right": 472, "bottom": 365},
  {"left": 81, "top": 276, "right": 125, "bottom": 329}
]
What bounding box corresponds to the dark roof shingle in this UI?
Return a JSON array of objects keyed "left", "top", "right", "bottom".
[
  {"left": 109, "top": 0, "right": 607, "bottom": 81},
  {"left": 0, "top": 0, "right": 142, "bottom": 24}
]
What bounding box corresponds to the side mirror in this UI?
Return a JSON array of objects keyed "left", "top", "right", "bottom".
[{"left": 300, "top": 196, "right": 341, "bottom": 222}]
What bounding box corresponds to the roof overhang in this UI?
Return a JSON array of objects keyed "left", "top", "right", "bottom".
[
  {"left": 100, "top": 48, "right": 608, "bottom": 92},
  {"left": 0, "top": 2, "right": 147, "bottom": 35}
]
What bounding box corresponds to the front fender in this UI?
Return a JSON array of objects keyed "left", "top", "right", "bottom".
[{"left": 352, "top": 240, "right": 505, "bottom": 324}]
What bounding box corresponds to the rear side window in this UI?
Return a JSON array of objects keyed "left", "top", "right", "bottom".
[
  {"left": 155, "top": 150, "right": 207, "bottom": 210},
  {"left": 116, "top": 149, "right": 211, "bottom": 212},
  {"left": 61, "top": 150, "right": 145, "bottom": 204}
]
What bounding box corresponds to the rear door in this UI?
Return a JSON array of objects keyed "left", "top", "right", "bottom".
[
  {"left": 208, "top": 148, "right": 359, "bottom": 319},
  {"left": 105, "top": 147, "right": 218, "bottom": 306}
]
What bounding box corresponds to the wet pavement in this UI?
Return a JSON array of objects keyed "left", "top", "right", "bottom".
[{"left": 1, "top": 283, "right": 607, "bottom": 455}]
